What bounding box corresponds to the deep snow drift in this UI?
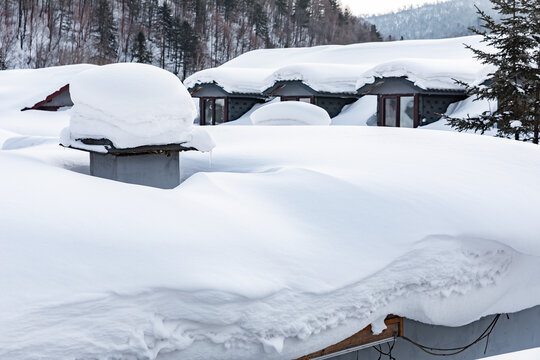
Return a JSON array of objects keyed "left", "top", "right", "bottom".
[
  {"left": 61, "top": 63, "right": 214, "bottom": 151},
  {"left": 0, "top": 65, "right": 94, "bottom": 136},
  {"left": 250, "top": 101, "right": 331, "bottom": 125},
  {"left": 331, "top": 95, "right": 378, "bottom": 126},
  {"left": 1, "top": 120, "right": 540, "bottom": 359},
  {"left": 423, "top": 95, "right": 498, "bottom": 134}
]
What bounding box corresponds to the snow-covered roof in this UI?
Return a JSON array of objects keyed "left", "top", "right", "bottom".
[
  {"left": 185, "top": 36, "right": 492, "bottom": 95},
  {"left": 0, "top": 64, "right": 96, "bottom": 112},
  {"left": 2, "top": 121, "right": 540, "bottom": 359},
  {"left": 356, "top": 58, "right": 495, "bottom": 92},
  {"left": 62, "top": 63, "right": 213, "bottom": 151},
  {"left": 0, "top": 51, "right": 532, "bottom": 360}
]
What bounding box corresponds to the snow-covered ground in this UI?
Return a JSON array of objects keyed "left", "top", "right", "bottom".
[
  {"left": 331, "top": 95, "right": 378, "bottom": 126},
  {"left": 0, "top": 63, "right": 537, "bottom": 360},
  {"left": 2, "top": 104, "right": 540, "bottom": 359},
  {"left": 250, "top": 101, "right": 331, "bottom": 125}
]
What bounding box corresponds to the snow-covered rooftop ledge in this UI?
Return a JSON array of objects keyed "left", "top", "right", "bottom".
[
  {"left": 184, "top": 36, "right": 491, "bottom": 95},
  {"left": 59, "top": 63, "right": 214, "bottom": 188},
  {"left": 355, "top": 59, "right": 495, "bottom": 91}
]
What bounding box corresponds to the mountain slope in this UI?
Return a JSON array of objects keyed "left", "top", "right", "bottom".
[
  {"left": 367, "top": 0, "right": 499, "bottom": 40},
  {"left": 0, "top": 0, "right": 381, "bottom": 78}
]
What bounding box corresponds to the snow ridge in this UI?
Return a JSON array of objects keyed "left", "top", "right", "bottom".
[
  {"left": 0, "top": 235, "right": 531, "bottom": 360},
  {"left": 2, "top": 123, "right": 540, "bottom": 359}
]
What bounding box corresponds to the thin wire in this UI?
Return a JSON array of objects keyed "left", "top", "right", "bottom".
[
  {"left": 372, "top": 339, "right": 396, "bottom": 360},
  {"left": 400, "top": 314, "right": 501, "bottom": 357}
]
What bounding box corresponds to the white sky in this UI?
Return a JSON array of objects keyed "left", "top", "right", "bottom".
[{"left": 341, "top": 0, "right": 449, "bottom": 16}]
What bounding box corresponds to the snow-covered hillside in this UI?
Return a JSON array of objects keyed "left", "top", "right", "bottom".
[
  {"left": 0, "top": 0, "right": 380, "bottom": 77},
  {"left": 367, "top": 0, "right": 499, "bottom": 40}
]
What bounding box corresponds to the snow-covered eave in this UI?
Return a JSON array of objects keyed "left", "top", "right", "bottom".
[
  {"left": 188, "top": 81, "right": 267, "bottom": 98},
  {"left": 21, "top": 83, "right": 71, "bottom": 111},
  {"left": 0, "top": 64, "right": 96, "bottom": 113},
  {"left": 61, "top": 138, "right": 198, "bottom": 155},
  {"left": 355, "top": 61, "right": 496, "bottom": 95},
  {"left": 262, "top": 79, "right": 359, "bottom": 98},
  {"left": 357, "top": 76, "right": 469, "bottom": 96},
  {"left": 186, "top": 65, "right": 366, "bottom": 98},
  {"left": 184, "top": 67, "right": 275, "bottom": 95},
  {"left": 187, "top": 78, "right": 360, "bottom": 99}
]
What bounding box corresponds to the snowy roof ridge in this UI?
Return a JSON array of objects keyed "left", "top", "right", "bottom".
[
  {"left": 184, "top": 35, "right": 490, "bottom": 95},
  {"left": 0, "top": 64, "right": 96, "bottom": 112},
  {"left": 355, "top": 58, "right": 495, "bottom": 91}
]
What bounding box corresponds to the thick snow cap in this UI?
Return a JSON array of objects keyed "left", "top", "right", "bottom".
[
  {"left": 63, "top": 63, "right": 214, "bottom": 151},
  {"left": 0, "top": 64, "right": 95, "bottom": 113},
  {"left": 185, "top": 36, "right": 491, "bottom": 95},
  {"left": 250, "top": 101, "right": 331, "bottom": 125},
  {"left": 355, "top": 58, "right": 495, "bottom": 91}
]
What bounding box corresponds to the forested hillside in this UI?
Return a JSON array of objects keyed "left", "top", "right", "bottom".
[
  {"left": 0, "top": 0, "right": 381, "bottom": 78},
  {"left": 367, "top": 0, "right": 499, "bottom": 40}
]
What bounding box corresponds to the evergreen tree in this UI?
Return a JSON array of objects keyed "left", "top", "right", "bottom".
[
  {"left": 0, "top": 50, "right": 5, "bottom": 70},
  {"left": 446, "top": 0, "right": 538, "bottom": 142},
  {"left": 192, "top": 0, "right": 206, "bottom": 36},
  {"left": 93, "top": 0, "right": 118, "bottom": 64},
  {"left": 293, "top": 0, "right": 310, "bottom": 43},
  {"left": 222, "top": 0, "right": 236, "bottom": 21},
  {"left": 131, "top": 31, "right": 152, "bottom": 63},
  {"left": 157, "top": 1, "right": 173, "bottom": 68},
  {"left": 179, "top": 20, "right": 198, "bottom": 80},
  {"left": 170, "top": 17, "right": 182, "bottom": 75},
  {"left": 293, "top": 0, "right": 310, "bottom": 28},
  {"left": 275, "top": 0, "right": 288, "bottom": 15},
  {"left": 253, "top": 2, "right": 269, "bottom": 45},
  {"left": 370, "top": 25, "right": 382, "bottom": 42},
  {"left": 520, "top": 0, "right": 540, "bottom": 143}
]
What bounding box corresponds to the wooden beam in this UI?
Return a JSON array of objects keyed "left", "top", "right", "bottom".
[
  {"left": 296, "top": 316, "right": 403, "bottom": 360},
  {"left": 63, "top": 138, "right": 197, "bottom": 155}
]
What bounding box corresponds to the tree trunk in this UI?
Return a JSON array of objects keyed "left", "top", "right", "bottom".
[{"left": 534, "top": 87, "right": 540, "bottom": 145}]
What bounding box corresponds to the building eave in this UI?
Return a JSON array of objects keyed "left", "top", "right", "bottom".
[
  {"left": 22, "top": 84, "right": 70, "bottom": 111},
  {"left": 188, "top": 82, "right": 266, "bottom": 99},
  {"left": 263, "top": 80, "right": 359, "bottom": 98},
  {"left": 357, "top": 77, "right": 466, "bottom": 96}
]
